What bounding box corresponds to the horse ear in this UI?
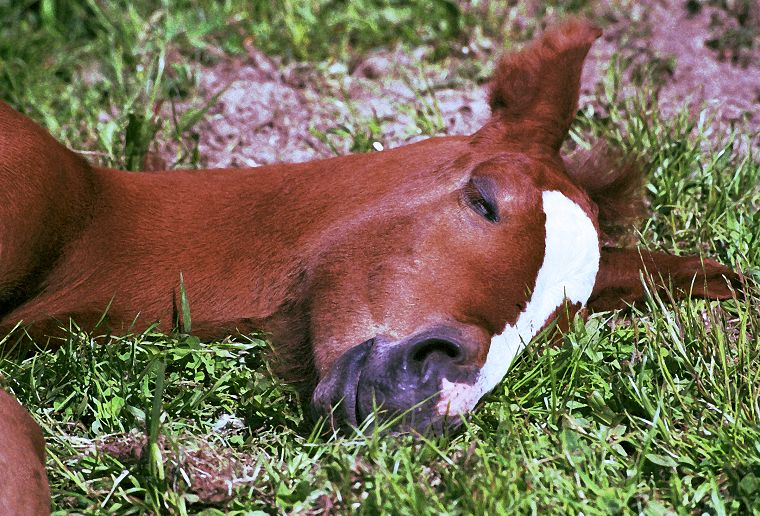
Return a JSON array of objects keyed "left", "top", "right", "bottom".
[
  {"left": 588, "top": 248, "right": 740, "bottom": 312},
  {"left": 476, "top": 19, "right": 601, "bottom": 150}
]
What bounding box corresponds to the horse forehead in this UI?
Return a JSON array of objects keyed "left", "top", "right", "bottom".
[
  {"left": 437, "top": 189, "right": 600, "bottom": 415},
  {"left": 470, "top": 153, "right": 577, "bottom": 205},
  {"left": 496, "top": 189, "right": 599, "bottom": 357}
]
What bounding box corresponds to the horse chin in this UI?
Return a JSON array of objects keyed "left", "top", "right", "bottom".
[
  {"left": 310, "top": 334, "right": 480, "bottom": 434},
  {"left": 310, "top": 337, "right": 375, "bottom": 429}
]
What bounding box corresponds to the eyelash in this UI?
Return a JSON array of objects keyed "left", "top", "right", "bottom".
[{"left": 464, "top": 179, "right": 500, "bottom": 223}]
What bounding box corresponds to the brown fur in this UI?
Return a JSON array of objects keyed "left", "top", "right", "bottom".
[
  {"left": 483, "top": 18, "right": 603, "bottom": 150},
  {"left": 589, "top": 247, "right": 740, "bottom": 311},
  {"left": 0, "top": 390, "right": 50, "bottom": 515}
]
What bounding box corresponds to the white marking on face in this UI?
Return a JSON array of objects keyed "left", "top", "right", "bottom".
[{"left": 437, "top": 190, "right": 600, "bottom": 415}]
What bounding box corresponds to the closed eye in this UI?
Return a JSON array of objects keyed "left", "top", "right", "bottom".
[{"left": 463, "top": 177, "right": 500, "bottom": 223}]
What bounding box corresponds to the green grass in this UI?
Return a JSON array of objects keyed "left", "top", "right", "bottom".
[
  {"left": 0, "top": 0, "right": 591, "bottom": 167},
  {"left": 2, "top": 1, "right": 759, "bottom": 514}
]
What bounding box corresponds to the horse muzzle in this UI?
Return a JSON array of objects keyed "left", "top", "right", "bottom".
[{"left": 310, "top": 328, "right": 480, "bottom": 433}]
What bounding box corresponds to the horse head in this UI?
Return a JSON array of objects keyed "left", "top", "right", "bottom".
[
  {"left": 0, "top": 20, "right": 739, "bottom": 435},
  {"left": 303, "top": 20, "right": 738, "bottom": 431}
]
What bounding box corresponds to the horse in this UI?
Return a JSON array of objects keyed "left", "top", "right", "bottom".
[
  {"left": 0, "top": 390, "right": 50, "bottom": 515},
  {"left": 0, "top": 19, "right": 740, "bottom": 509}
]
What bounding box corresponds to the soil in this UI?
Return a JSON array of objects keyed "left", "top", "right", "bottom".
[
  {"left": 97, "top": 431, "right": 266, "bottom": 505},
  {"left": 581, "top": 0, "right": 760, "bottom": 132},
  {"left": 160, "top": 0, "right": 758, "bottom": 169}
]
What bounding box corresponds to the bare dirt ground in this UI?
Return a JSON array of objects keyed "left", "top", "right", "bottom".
[{"left": 161, "top": 0, "right": 758, "bottom": 169}]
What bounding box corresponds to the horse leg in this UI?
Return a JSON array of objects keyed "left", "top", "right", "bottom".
[{"left": 0, "top": 389, "right": 50, "bottom": 515}]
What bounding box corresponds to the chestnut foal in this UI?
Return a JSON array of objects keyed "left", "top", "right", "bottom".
[{"left": 0, "top": 20, "right": 739, "bottom": 508}]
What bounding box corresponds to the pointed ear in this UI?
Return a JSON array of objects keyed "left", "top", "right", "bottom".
[
  {"left": 476, "top": 19, "right": 601, "bottom": 150},
  {"left": 588, "top": 247, "right": 741, "bottom": 312}
]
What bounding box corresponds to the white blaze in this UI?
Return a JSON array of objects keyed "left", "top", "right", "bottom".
[{"left": 438, "top": 190, "right": 600, "bottom": 415}]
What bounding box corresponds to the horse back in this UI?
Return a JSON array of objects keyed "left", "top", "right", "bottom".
[{"left": 0, "top": 101, "right": 98, "bottom": 314}]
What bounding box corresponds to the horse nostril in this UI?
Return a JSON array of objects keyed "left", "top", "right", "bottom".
[
  {"left": 409, "top": 338, "right": 464, "bottom": 364},
  {"left": 345, "top": 332, "right": 480, "bottom": 433}
]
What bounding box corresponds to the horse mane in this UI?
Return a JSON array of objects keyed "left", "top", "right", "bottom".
[{"left": 564, "top": 141, "right": 649, "bottom": 246}]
